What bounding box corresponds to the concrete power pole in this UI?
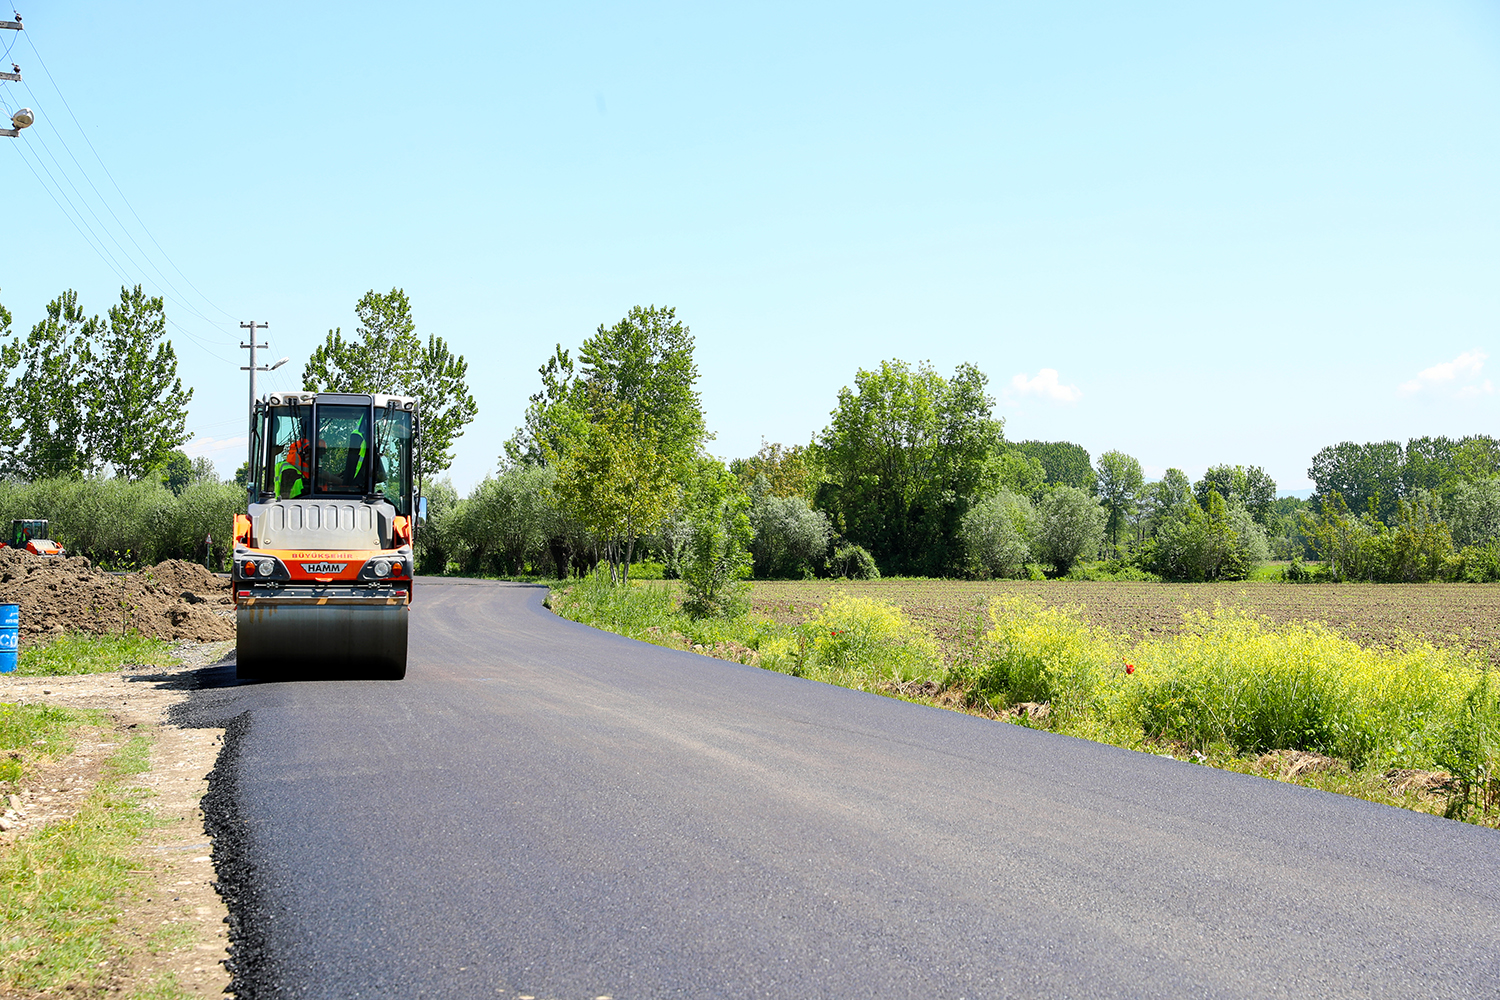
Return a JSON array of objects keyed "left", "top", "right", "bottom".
[{"left": 239, "top": 321, "right": 287, "bottom": 414}]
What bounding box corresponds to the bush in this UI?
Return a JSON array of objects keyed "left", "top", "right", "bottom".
[
  {"left": 758, "top": 591, "right": 942, "bottom": 685},
  {"left": 960, "top": 490, "right": 1032, "bottom": 579},
  {"left": 957, "top": 595, "right": 1119, "bottom": 722},
  {"left": 0, "top": 476, "right": 245, "bottom": 567},
  {"left": 826, "top": 541, "right": 879, "bottom": 580},
  {"left": 1149, "top": 489, "right": 1268, "bottom": 582},
  {"left": 1454, "top": 540, "right": 1500, "bottom": 583},
  {"left": 679, "top": 460, "right": 753, "bottom": 618},
  {"left": 965, "top": 597, "right": 1495, "bottom": 776},
  {"left": 748, "top": 482, "right": 831, "bottom": 579}
]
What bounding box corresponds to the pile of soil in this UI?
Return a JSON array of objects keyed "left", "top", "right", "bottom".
[{"left": 0, "top": 549, "right": 234, "bottom": 645}]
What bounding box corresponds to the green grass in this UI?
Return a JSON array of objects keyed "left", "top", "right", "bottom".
[
  {"left": 0, "top": 729, "right": 158, "bottom": 995},
  {"left": 0, "top": 701, "right": 98, "bottom": 789},
  {"left": 17, "top": 632, "right": 178, "bottom": 676}
]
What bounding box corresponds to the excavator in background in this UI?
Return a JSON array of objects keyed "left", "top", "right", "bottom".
[
  {"left": 232, "top": 392, "right": 419, "bottom": 679},
  {"left": 1, "top": 519, "right": 66, "bottom": 557}
]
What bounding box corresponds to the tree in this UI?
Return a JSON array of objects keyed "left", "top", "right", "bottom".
[
  {"left": 1195, "top": 464, "right": 1277, "bottom": 526},
  {"left": 504, "top": 306, "right": 707, "bottom": 478},
  {"left": 89, "top": 285, "right": 192, "bottom": 479},
  {"left": 1031, "top": 485, "right": 1105, "bottom": 576},
  {"left": 576, "top": 305, "right": 704, "bottom": 470},
  {"left": 0, "top": 289, "right": 98, "bottom": 479},
  {"left": 452, "top": 465, "right": 560, "bottom": 576},
  {"left": 960, "top": 490, "right": 1033, "bottom": 578},
  {"left": 1094, "top": 450, "right": 1144, "bottom": 550},
  {"left": 550, "top": 400, "right": 677, "bottom": 583},
  {"left": 160, "top": 450, "right": 195, "bottom": 495},
  {"left": 1010, "top": 440, "right": 1094, "bottom": 491},
  {"left": 1445, "top": 479, "right": 1500, "bottom": 549},
  {"left": 678, "top": 458, "right": 753, "bottom": 617},
  {"left": 732, "top": 441, "right": 820, "bottom": 501},
  {"left": 1151, "top": 489, "right": 1268, "bottom": 582},
  {"left": 1142, "top": 468, "right": 1193, "bottom": 536},
  {"left": 818, "top": 359, "right": 1002, "bottom": 576},
  {"left": 504, "top": 344, "right": 585, "bottom": 468},
  {"left": 990, "top": 449, "right": 1047, "bottom": 502},
  {"left": 1308, "top": 441, "right": 1404, "bottom": 525},
  {"left": 303, "top": 288, "right": 477, "bottom": 481}
]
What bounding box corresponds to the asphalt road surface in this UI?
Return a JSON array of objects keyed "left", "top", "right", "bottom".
[{"left": 178, "top": 578, "right": 1500, "bottom": 999}]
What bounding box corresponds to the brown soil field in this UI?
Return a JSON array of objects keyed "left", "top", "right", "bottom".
[{"left": 751, "top": 580, "right": 1500, "bottom": 664}]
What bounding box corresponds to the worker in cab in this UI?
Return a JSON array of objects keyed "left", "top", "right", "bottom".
[{"left": 275, "top": 435, "right": 310, "bottom": 499}]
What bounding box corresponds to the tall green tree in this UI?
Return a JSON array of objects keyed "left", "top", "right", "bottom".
[
  {"left": 1142, "top": 468, "right": 1193, "bottom": 535},
  {"left": 1308, "top": 441, "right": 1405, "bottom": 524},
  {"left": 577, "top": 305, "right": 704, "bottom": 469},
  {"left": 0, "top": 289, "right": 98, "bottom": 478},
  {"left": 89, "top": 285, "right": 192, "bottom": 479},
  {"left": 303, "top": 288, "right": 477, "bottom": 481},
  {"left": 1195, "top": 464, "right": 1277, "bottom": 526},
  {"left": 1094, "top": 450, "right": 1144, "bottom": 550},
  {"left": 1010, "top": 440, "right": 1095, "bottom": 491},
  {"left": 817, "top": 359, "right": 1002, "bottom": 576},
  {"left": 550, "top": 399, "right": 678, "bottom": 583},
  {"left": 504, "top": 306, "right": 706, "bottom": 474}
]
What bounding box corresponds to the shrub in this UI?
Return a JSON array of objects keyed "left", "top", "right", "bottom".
[
  {"left": 757, "top": 591, "right": 941, "bottom": 685},
  {"left": 959, "top": 595, "right": 1120, "bottom": 721},
  {"left": 748, "top": 480, "right": 831, "bottom": 579},
  {"left": 679, "top": 461, "right": 753, "bottom": 618},
  {"left": 960, "top": 490, "right": 1032, "bottom": 579},
  {"left": 0, "top": 476, "right": 246, "bottom": 567},
  {"left": 826, "top": 541, "right": 879, "bottom": 580}
]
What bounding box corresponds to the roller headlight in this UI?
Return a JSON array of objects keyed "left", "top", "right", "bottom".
[{"left": 372, "top": 559, "right": 391, "bottom": 578}]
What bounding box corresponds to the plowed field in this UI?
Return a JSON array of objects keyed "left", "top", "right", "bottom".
[{"left": 750, "top": 580, "right": 1500, "bottom": 664}]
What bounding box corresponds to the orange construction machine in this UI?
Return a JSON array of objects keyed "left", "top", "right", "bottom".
[
  {"left": 232, "top": 392, "right": 419, "bottom": 679},
  {"left": 2, "top": 520, "right": 65, "bottom": 557}
]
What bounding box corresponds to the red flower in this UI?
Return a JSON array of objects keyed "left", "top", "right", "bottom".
[{"left": 1125, "top": 663, "right": 1136, "bottom": 675}]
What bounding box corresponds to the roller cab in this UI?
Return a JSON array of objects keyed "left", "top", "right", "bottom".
[{"left": 234, "top": 392, "right": 419, "bottom": 680}]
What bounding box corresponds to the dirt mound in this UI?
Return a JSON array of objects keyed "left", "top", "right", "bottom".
[{"left": 0, "top": 549, "right": 233, "bottom": 645}]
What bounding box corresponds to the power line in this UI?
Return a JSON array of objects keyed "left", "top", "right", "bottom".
[{"left": 21, "top": 30, "right": 241, "bottom": 325}]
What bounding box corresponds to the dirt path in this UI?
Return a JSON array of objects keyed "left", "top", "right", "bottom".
[{"left": 1, "top": 642, "right": 233, "bottom": 998}]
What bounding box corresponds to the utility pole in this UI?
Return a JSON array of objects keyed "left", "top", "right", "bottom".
[
  {"left": 239, "top": 321, "right": 287, "bottom": 414},
  {"left": 0, "top": 15, "right": 30, "bottom": 139}
]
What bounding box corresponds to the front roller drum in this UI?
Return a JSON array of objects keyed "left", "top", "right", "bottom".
[{"left": 236, "top": 603, "right": 408, "bottom": 680}]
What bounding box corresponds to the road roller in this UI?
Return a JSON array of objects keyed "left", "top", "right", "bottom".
[{"left": 232, "top": 392, "right": 419, "bottom": 680}]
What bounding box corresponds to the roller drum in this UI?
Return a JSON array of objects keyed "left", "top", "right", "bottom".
[{"left": 237, "top": 602, "right": 408, "bottom": 680}]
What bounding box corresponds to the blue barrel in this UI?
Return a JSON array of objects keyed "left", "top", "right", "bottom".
[{"left": 0, "top": 603, "right": 17, "bottom": 673}]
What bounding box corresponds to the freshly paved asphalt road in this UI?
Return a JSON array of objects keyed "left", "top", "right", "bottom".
[{"left": 179, "top": 578, "right": 1500, "bottom": 999}]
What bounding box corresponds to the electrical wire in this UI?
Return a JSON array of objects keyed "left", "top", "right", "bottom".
[
  {"left": 21, "top": 30, "right": 242, "bottom": 325},
  {"left": 8, "top": 23, "right": 306, "bottom": 404},
  {"left": 16, "top": 78, "right": 236, "bottom": 336}
]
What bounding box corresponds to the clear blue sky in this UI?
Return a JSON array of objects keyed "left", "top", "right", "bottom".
[{"left": 3, "top": 1, "right": 1497, "bottom": 495}]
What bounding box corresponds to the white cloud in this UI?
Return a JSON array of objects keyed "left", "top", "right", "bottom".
[
  {"left": 1008, "top": 368, "right": 1082, "bottom": 403},
  {"left": 184, "top": 435, "right": 247, "bottom": 459},
  {"left": 1397, "top": 350, "right": 1494, "bottom": 398}
]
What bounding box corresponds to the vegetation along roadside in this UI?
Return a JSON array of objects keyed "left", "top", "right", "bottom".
[
  {"left": 549, "top": 575, "right": 1500, "bottom": 829},
  {"left": 1, "top": 633, "right": 231, "bottom": 999}
]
